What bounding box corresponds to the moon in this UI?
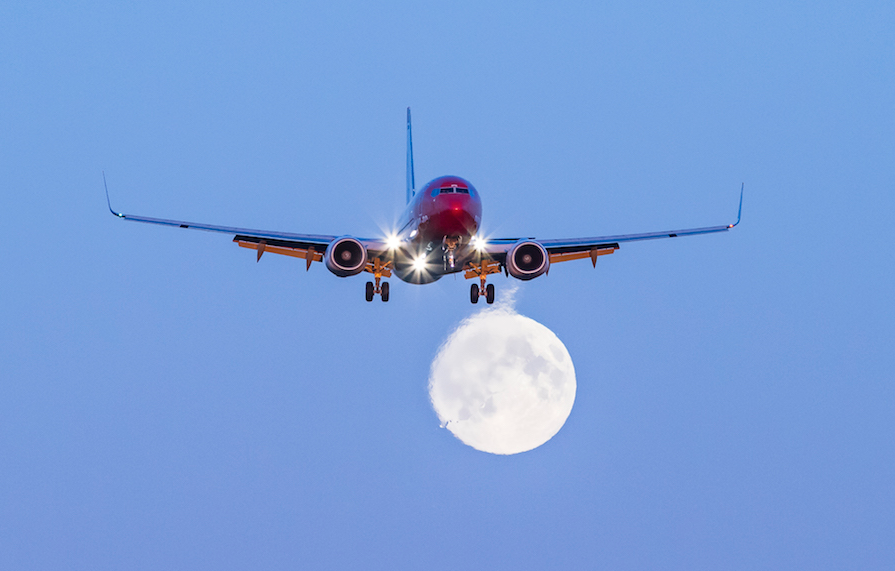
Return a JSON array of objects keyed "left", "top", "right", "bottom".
[{"left": 428, "top": 297, "right": 577, "bottom": 455}]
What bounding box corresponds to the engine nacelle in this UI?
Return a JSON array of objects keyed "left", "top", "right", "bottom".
[
  {"left": 506, "top": 240, "right": 550, "bottom": 280},
  {"left": 324, "top": 236, "right": 368, "bottom": 277}
]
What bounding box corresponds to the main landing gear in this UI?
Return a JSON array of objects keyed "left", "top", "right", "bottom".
[
  {"left": 366, "top": 280, "right": 389, "bottom": 302},
  {"left": 470, "top": 283, "right": 495, "bottom": 304},
  {"left": 466, "top": 260, "right": 501, "bottom": 305},
  {"left": 365, "top": 257, "right": 391, "bottom": 302}
]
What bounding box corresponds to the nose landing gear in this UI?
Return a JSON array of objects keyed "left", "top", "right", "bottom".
[
  {"left": 442, "top": 236, "right": 460, "bottom": 270},
  {"left": 465, "top": 259, "right": 500, "bottom": 304}
]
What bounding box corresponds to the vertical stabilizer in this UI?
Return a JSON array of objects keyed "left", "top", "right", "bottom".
[{"left": 406, "top": 107, "right": 415, "bottom": 204}]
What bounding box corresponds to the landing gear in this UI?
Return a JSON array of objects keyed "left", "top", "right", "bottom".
[
  {"left": 365, "top": 257, "right": 393, "bottom": 302},
  {"left": 366, "top": 280, "right": 390, "bottom": 302},
  {"left": 469, "top": 282, "right": 495, "bottom": 304},
  {"left": 443, "top": 236, "right": 460, "bottom": 270},
  {"left": 465, "top": 260, "right": 501, "bottom": 305}
]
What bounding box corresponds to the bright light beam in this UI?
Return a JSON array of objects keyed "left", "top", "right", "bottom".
[
  {"left": 412, "top": 255, "right": 427, "bottom": 271},
  {"left": 470, "top": 235, "right": 487, "bottom": 252}
]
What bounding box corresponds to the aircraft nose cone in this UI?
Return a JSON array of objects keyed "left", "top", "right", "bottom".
[
  {"left": 435, "top": 199, "right": 476, "bottom": 235},
  {"left": 445, "top": 195, "right": 468, "bottom": 209}
]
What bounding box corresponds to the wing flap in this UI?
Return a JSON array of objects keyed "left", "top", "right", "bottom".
[
  {"left": 235, "top": 236, "right": 324, "bottom": 268},
  {"left": 234, "top": 235, "right": 394, "bottom": 276},
  {"left": 549, "top": 245, "right": 618, "bottom": 266}
]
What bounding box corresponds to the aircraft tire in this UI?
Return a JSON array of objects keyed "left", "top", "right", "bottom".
[
  {"left": 365, "top": 281, "right": 374, "bottom": 302},
  {"left": 381, "top": 281, "right": 389, "bottom": 302},
  {"left": 486, "top": 283, "right": 495, "bottom": 304},
  {"left": 470, "top": 284, "right": 479, "bottom": 304}
]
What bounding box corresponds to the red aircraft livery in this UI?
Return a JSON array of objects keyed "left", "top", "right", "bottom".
[{"left": 106, "top": 109, "right": 742, "bottom": 304}]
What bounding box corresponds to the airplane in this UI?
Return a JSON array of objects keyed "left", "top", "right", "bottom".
[{"left": 105, "top": 108, "right": 742, "bottom": 304}]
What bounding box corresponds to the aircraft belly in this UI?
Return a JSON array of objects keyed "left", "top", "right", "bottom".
[
  {"left": 390, "top": 245, "right": 480, "bottom": 284},
  {"left": 393, "top": 263, "right": 444, "bottom": 284}
]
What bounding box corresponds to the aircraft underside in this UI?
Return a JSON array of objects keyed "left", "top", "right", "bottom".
[{"left": 369, "top": 236, "right": 499, "bottom": 304}]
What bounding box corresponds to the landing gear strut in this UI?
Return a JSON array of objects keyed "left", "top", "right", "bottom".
[{"left": 443, "top": 236, "right": 460, "bottom": 270}]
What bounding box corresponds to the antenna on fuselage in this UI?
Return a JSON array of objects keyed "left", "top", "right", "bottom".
[{"left": 406, "top": 107, "right": 415, "bottom": 204}]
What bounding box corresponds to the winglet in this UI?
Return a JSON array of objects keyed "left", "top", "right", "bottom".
[
  {"left": 103, "top": 172, "right": 125, "bottom": 218},
  {"left": 406, "top": 107, "right": 415, "bottom": 204},
  {"left": 729, "top": 183, "right": 744, "bottom": 228}
]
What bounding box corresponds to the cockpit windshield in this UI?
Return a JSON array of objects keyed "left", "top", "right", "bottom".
[{"left": 438, "top": 185, "right": 469, "bottom": 195}]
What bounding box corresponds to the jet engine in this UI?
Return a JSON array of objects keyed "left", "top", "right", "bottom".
[
  {"left": 506, "top": 240, "right": 550, "bottom": 280},
  {"left": 324, "top": 236, "right": 368, "bottom": 277}
]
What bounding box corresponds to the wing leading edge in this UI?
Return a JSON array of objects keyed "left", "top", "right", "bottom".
[
  {"left": 103, "top": 174, "right": 392, "bottom": 264},
  {"left": 483, "top": 185, "right": 743, "bottom": 266}
]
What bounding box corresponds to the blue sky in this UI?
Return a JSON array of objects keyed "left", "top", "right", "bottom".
[{"left": 2, "top": 1, "right": 893, "bottom": 569}]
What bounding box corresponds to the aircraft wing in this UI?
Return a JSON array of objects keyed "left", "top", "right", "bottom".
[
  {"left": 104, "top": 176, "right": 390, "bottom": 265},
  {"left": 483, "top": 185, "right": 743, "bottom": 266},
  {"left": 108, "top": 210, "right": 339, "bottom": 245}
]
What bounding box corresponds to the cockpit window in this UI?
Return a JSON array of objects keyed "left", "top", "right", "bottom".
[{"left": 438, "top": 185, "right": 470, "bottom": 195}]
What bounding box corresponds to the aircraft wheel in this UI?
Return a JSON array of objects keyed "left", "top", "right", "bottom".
[
  {"left": 381, "top": 281, "right": 390, "bottom": 302},
  {"left": 365, "top": 281, "right": 374, "bottom": 302},
  {"left": 485, "top": 283, "right": 495, "bottom": 304},
  {"left": 470, "top": 283, "right": 479, "bottom": 304}
]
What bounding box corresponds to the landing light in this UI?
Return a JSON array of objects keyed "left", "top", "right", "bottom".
[
  {"left": 412, "top": 255, "right": 427, "bottom": 271},
  {"left": 386, "top": 234, "right": 401, "bottom": 250},
  {"left": 471, "top": 236, "right": 487, "bottom": 252}
]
